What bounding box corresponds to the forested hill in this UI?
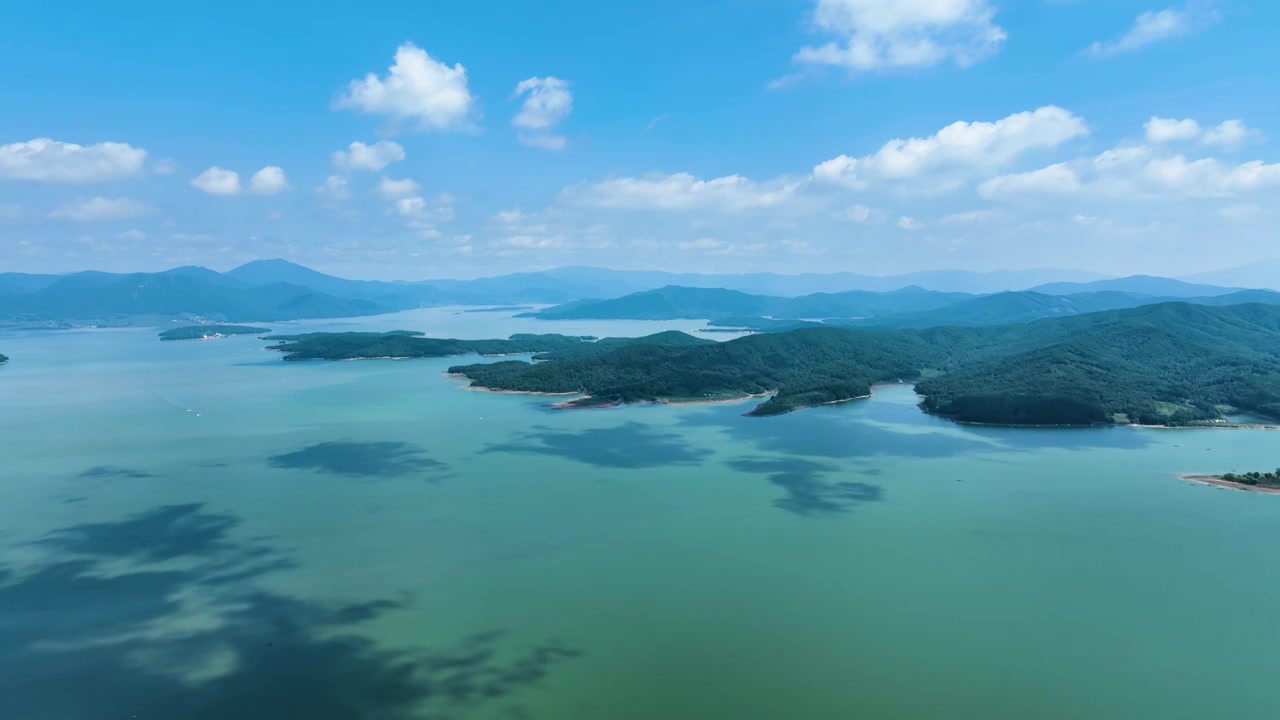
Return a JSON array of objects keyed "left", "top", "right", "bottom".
[
  {"left": 523, "top": 285, "right": 973, "bottom": 321},
  {"left": 446, "top": 302, "right": 1280, "bottom": 424},
  {"left": 264, "top": 329, "right": 714, "bottom": 361},
  {"left": 528, "top": 284, "right": 1280, "bottom": 328}
]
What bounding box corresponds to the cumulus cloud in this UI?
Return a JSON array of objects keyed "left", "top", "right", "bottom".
[
  {"left": 897, "top": 216, "right": 923, "bottom": 230},
  {"left": 332, "top": 140, "right": 405, "bottom": 171},
  {"left": 0, "top": 138, "right": 147, "bottom": 182},
  {"left": 249, "top": 166, "right": 289, "bottom": 195},
  {"left": 940, "top": 209, "right": 1004, "bottom": 224},
  {"left": 981, "top": 147, "right": 1280, "bottom": 200},
  {"left": 513, "top": 76, "right": 572, "bottom": 150},
  {"left": 377, "top": 177, "right": 421, "bottom": 198},
  {"left": 1202, "top": 120, "right": 1260, "bottom": 149},
  {"left": 562, "top": 172, "right": 802, "bottom": 212},
  {"left": 1089, "top": 4, "right": 1217, "bottom": 56},
  {"left": 335, "top": 43, "right": 474, "bottom": 130},
  {"left": 315, "top": 175, "right": 350, "bottom": 201},
  {"left": 792, "top": 0, "right": 1006, "bottom": 72},
  {"left": 191, "top": 167, "right": 241, "bottom": 195},
  {"left": 837, "top": 203, "right": 882, "bottom": 223},
  {"left": 813, "top": 106, "right": 1087, "bottom": 189},
  {"left": 978, "top": 163, "right": 1083, "bottom": 198},
  {"left": 50, "top": 196, "right": 157, "bottom": 221},
  {"left": 1145, "top": 117, "right": 1259, "bottom": 148}
]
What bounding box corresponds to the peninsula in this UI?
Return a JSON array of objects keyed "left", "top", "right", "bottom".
[
  {"left": 1180, "top": 471, "right": 1280, "bottom": 494},
  {"left": 159, "top": 325, "right": 271, "bottom": 341},
  {"left": 267, "top": 303, "right": 1280, "bottom": 427}
]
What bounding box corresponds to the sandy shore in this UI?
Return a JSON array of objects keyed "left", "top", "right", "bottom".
[{"left": 1178, "top": 474, "right": 1280, "bottom": 495}]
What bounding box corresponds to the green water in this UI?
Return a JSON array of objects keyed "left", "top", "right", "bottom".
[{"left": 3, "top": 309, "right": 1279, "bottom": 719}]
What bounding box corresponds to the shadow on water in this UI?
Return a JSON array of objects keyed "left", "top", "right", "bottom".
[
  {"left": 484, "top": 422, "right": 711, "bottom": 469},
  {"left": 268, "top": 440, "right": 448, "bottom": 478},
  {"left": 727, "top": 457, "right": 884, "bottom": 517},
  {"left": 0, "top": 504, "right": 580, "bottom": 720},
  {"left": 678, "top": 396, "right": 1152, "bottom": 461},
  {"left": 78, "top": 465, "right": 156, "bottom": 480}
]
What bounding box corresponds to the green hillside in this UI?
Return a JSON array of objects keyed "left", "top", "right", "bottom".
[
  {"left": 159, "top": 325, "right": 271, "bottom": 341},
  {"left": 446, "top": 303, "right": 1280, "bottom": 424}
]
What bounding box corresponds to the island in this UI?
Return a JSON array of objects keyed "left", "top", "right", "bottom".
[
  {"left": 264, "top": 331, "right": 599, "bottom": 360},
  {"left": 266, "top": 302, "right": 1280, "bottom": 427},
  {"left": 160, "top": 325, "right": 271, "bottom": 341},
  {"left": 0, "top": 353, "right": 7, "bottom": 364},
  {"left": 1181, "top": 470, "right": 1280, "bottom": 494}
]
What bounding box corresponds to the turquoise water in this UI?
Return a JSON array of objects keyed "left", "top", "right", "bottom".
[{"left": 3, "top": 309, "right": 1280, "bottom": 719}]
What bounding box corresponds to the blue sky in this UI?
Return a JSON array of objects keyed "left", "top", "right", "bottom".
[{"left": 1, "top": 0, "right": 1276, "bottom": 279}]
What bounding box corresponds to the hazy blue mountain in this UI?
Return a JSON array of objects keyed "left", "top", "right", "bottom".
[
  {"left": 1182, "top": 259, "right": 1280, "bottom": 291},
  {"left": 1030, "top": 275, "right": 1240, "bottom": 297},
  {"left": 0, "top": 270, "right": 388, "bottom": 322},
  {"left": 0, "top": 272, "right": 64, "bottom": 295},
  {"left": 524, "top": 285, "right": 976, "bottom": 321}
]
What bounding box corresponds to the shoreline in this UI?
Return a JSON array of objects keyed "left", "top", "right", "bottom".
[{"left": 1178, "top": 474, "right": 1280, "bottom": 495}]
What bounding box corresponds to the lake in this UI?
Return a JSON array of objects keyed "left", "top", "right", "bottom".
[{"left": 3, "top": 308, "right": 1279, "bottom": 719}]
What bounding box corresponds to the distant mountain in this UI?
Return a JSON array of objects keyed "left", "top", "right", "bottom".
[
  {"left": 0, "top": 258, "right": 1263, "bottom": 326},
  {"left": 525, "top": 285, "right": 976, "bottom": 321},
  {"left": 0, "top": 269, "right": 386, "bottom": 322},
  {"left": 1030, "top": 275, "right": 1240, "bottom": 298},
  {"left": 1182, "top": 259, "right": 1280, "bottom": 291}
]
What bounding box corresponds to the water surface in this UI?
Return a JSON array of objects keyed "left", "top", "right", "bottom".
[{"left": 2, "top": 309, "right": 1279, "bottom": 719}]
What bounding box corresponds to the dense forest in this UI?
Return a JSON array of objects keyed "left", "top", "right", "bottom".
[
  {"left": 159, "top": 325, "right": 271, "bottom": 341},
  {"left": 1218, "top": 470, "right": 1280, "bottom": 487},
  {"left": 443, "top": 303, "right": 1280, "bottom": 424}
]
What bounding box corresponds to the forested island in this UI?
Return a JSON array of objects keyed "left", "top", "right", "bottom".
[
  {"left": 265, "top": 331, "right": 594, "bottom": 360},
  {"left": 266, "top": 303, "right": 1280, "bottom": 426},
  {"left": 159, "top": 325, "right": 271, "bottom": 341},
  {"left": 0, "top": 353, "right": 7, "bottom": 364}
]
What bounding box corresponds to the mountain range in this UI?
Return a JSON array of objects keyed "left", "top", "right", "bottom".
[{"left": 0, "top": 258, "right": 1273, "bottom": 325}]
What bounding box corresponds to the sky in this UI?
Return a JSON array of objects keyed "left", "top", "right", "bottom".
[{"left": 1, "top": 0, "right": 1277, "bottom": 280}]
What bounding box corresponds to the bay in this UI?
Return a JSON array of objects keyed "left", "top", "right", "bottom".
[{"left": 2, "top": 308, "right": 1279, "bottom": 719}]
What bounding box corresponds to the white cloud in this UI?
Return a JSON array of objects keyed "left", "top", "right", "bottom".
[
  {"left": 316, "top": 175, "right": 350, "bottom": 201},
  {"left": 335, "top": 43, "right": 474, "bottom": 130},
  {"left": 981, "top": 146, "right": 1280, "bottom": 200},
  {"left": 563, "top": 172, "right": 802, "bottom": 212},
  {"left": 0, "top": 138, "right": 147, "bottom": 182},
  {"left": 493, "top": 208, "right": 525, "bottom": 224},
  {"left": 792, "top": 0, "right": 1006, "bottom": 72},
  {"left": 837, "top": 203, "right": 882, "bottom": 223},
  {"left": 152, "top": 158, "right": 179, "bottom": 175},
  {"left": 249, "top": 166, "right": 289, "bottom": 195},
  {"left": 191, "top": 167, "right": 241, "bottom": 195},
  {"left": 897, "top": 215, "right": 923, "bottom": 230},
  {"left": 377, "top": 176, "right": 421, "bottom": 198},
  {"left": 1145, "top": 116, "right": 1201, "bottom": 143},
  {"left": 813, "top": 106, "right": 1087, "bottom": 189},
  {"left": 979, "top": 163, "right": 1082, "bottom": 198},
  {"left": 513, "top": 76, "right": 572, "bottom": 150},
  {"left": 940, "top": 208, "right": 1003, "bottom": 224},
  {"left": 116, "top": 228, "right": 147, "bottom": 240},
  {"left": 1202, "top": 120, "right": 1260, "bottom": 149},
  {"left": 395, "top": 196, "right": 426, "bottom": 217},
  {"left": 50, "top": 196, "right": 157, "bottom": 221},
  {"left": 1145, "top": 117, "right": 1260, "bottom": 148},
  {"left": 1089, "top": 4, "right": 1216, "bottom": 56},
  {"left": 332, "top": 140, "right": 405, "bottom": 171}
]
